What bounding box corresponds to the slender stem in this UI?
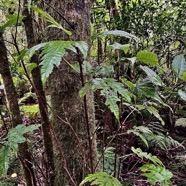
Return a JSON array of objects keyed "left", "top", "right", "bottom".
[{"left": 77, "top": 48, "right": 94, "bottom": 173}]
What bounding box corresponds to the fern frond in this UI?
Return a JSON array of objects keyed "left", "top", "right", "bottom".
[
  {"left": 146, "top": 106, "right": 165, "bottom": 125},
  {"left": 80, "top": 172, "right": 122, "bottom": 186},
  {"left": 106, "top": 79, "right": 132, "bottom": 102},
  {"left": 128, "top": 126, "right": 153, "bottom": 148},
  {"left": 27, "top": 41, "right": 88, "bottom": 83},
  {"left": 105, "top": 95, "right": 120, "bottom": 120},
  {"left": 131, "top": 147, "right": 163, "bottom": 166}
]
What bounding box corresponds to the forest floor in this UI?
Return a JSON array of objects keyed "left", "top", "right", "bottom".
[{"left": 0, "top": 103, "right": 186, "bottom": 186}]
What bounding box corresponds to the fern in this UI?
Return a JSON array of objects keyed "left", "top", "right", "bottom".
[
  {"left": 79, "top": 78, "right": 132, "bottom": 120},
  {"left": 136, "top": 123, "right": 185, "bottom": 150},
  {"left": 0, "top": 124, "right": 40, "bottom": 175},
  {"left": 140, "top": 164, "right": 173, "bottom": 186},
  {"left": 146, "top": 106, "right": 165, "bottom": 125},
  {"left": 80, "top": 172, "right": 122, "bottom": 186},
  {"left": 99, "top": 147, "right": 120, "bottom": 175},
  {"left": 131, "top": 147, "right": 163, "bottom": 166},
  {"left": 27, "top": 41, "right": 88, "bottom": 83},
  {"left": 105, "top": 95, "right": 120, "bottom": 120},
  {"left": 127, "top": 126, "right": 153, "bottom": 148}
]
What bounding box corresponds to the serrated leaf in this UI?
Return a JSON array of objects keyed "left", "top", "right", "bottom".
[
  {"left": 27, "top": 41, "right": 88, "bottom": 83},
  {"left": 74, "top": 41, "right": 88, "bottom": 58},
  {"left": 140, "top": 66, "right": 165, "bottom": 86},
  {"left": 80, "top": 172, "right": 122, "bottom": 186},
  {"left": 131, "top": 147, "right": 163, "bottom": 165},
  {"left": 128, "top": 126, "right": 153, "bottom": 148},
  {"left": 106, "top": 79, "right": 132, "bottom": 102},
  {"left": 92, "top": 78, "right": 110, "bottom": 91},
  {"left": 105, "top": 95, "right": 120, "bottom": 120},
  {"left": 137, "top": 51, "right": 158, "bottom": 66},
  {"left": 146, "top": 106, "right": 165, "bottom": 125},
  {"left": 172, "top": 54, "right": 186, "bottom": 80},
  {"left": 28, "top": 42, "right": 47, "bottom": 58},
  {"left": 178, "top": 90, "right": 186, "bottom": 101},
  {"left": 79, "top": 82, "right": 92, "bottom": 97}
]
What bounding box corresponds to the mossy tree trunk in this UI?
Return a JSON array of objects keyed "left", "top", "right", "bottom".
[
  {"left": 0, "top": 31, "right": 36, "bottom": 186},
  {"left": 41, "top": 0, "right": 99, "bottom": 185}
]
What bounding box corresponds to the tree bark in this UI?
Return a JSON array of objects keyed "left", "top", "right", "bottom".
[
  {"left": 40, "top": 0, "right": 99, "bottom": 185},
  {"left": 0, "top": 31, "right": 36, "bottom": 186},
  {"left": 22, "top": 1, "right": 55, "bottom": 185}
]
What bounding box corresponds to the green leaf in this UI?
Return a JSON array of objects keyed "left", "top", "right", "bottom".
[
  {"left": 0, "top": 14, "right": 23, "bottom": 32},
  {"left": 107, "top": 43, "right": 131, "bottom": 53},
  {"left": 172, "top": 54, "right": 186, "bottom": 80},
  {"left": 135, "top": 79, "right": 157, "bottom": 98},
  {"left": 137, "top": 51, "right": 158, "bottom": 66},
  {"left": 105, "top": 95, "right": 120, "bottom": 120},
  {"left": 128, "top": 126, "right": 153, "bottom": 148},
  {"left": 131, "top": 147, "right": 163, "bottom": 165},
  {"left": 79, "top": 82, "right": 92, "bottom": 97},
  {"left": 80, "top": 172, "right": 122, "bottom": 186},
  {"left": 140, "top": 66, "right": 165, "bottom": 86},
  {"left": 146, "top": 106, "right": 165, "bottom": 125},
  {"left": 140, "top": 164, "right": 173, "bottom": 185},
  {"left": 27, "top": 41, "right": 88, "bottom": 83},
  {"left": 0, "top": 146, "right": 10, "bottom": 175},
  {"left": 18, "top": 63, "right": 37, "bottom": 73},
  {"left": 31, "top": 6, "right": 72, "bottom": 36},
  {"left": 93, "top": 30, "right": 138, "bottom": 41},
  {"left": 178, "top": 90, "right": 186, "bottom": 101},
  {"left": 121, "top": 78, "right": 134, "bottom": 90},
  {"left": 106, "top": 79, "right": 132, "bottom": 102}
]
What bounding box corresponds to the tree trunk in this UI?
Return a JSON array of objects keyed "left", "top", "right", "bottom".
[
  {"left": 0, "top": 31, "right": 36, "bottom": 186},
  {"left": 22, "top": 1, "right": 54, "bottom": 185},
  {"left": 41, "top": 0, "right": 98, "bottom": 185}
]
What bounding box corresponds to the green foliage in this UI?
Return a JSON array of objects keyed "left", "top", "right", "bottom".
[
  {"left": 172, "top": 55, "right": 186, "bottom": 81},
  {"left": 27, "top": 41, "right": 88, "bottom": 83},
  {"left": 140, "top": 164, "right": 173, "bottom": 186},
  {"left": 178, "top": 90, "right": 186, "bottom": 101},
  {"left": 107, "top": 43, "right": 131, "bottom": 54},
  {"left": 20, "top": 104, "right": 39, "bottom": 119},
  {"left": 92, "top": 30, "right": 138, "bottom": 41},
  {"left": 140, "top": 66, "right": 165, "bottom": 86},
  {"left": 79, "top": 78, "right": 132, "bottom": 120},
  {"left": 0, "top": 14, "right": 23, "bottom": 32},
  {"left": 0, "top": 124, "right": 40, "bottom": 175},
  {"left": 132, "top": 147, "right": 173, "bottom": 185},
  {"left": 80, "top": 172, "right": 122, "bottom": 186},
  {"left": 146, "top": 106, "right": 165, "bottom": 125},
  {"left": 136, "top": 51, "right": 158, "bottom": 66},
  {"left": 31, "top": 6, "right": 72, "bottom": 36},
  {"left": 99, "top": 147, "right": 120, "bottom": 175},
  {"left": 131, "top": 147, "right": 163, "bottom": 166},
  {"left": 127, "top": 126, "right": 153, "bottom": 148}
]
